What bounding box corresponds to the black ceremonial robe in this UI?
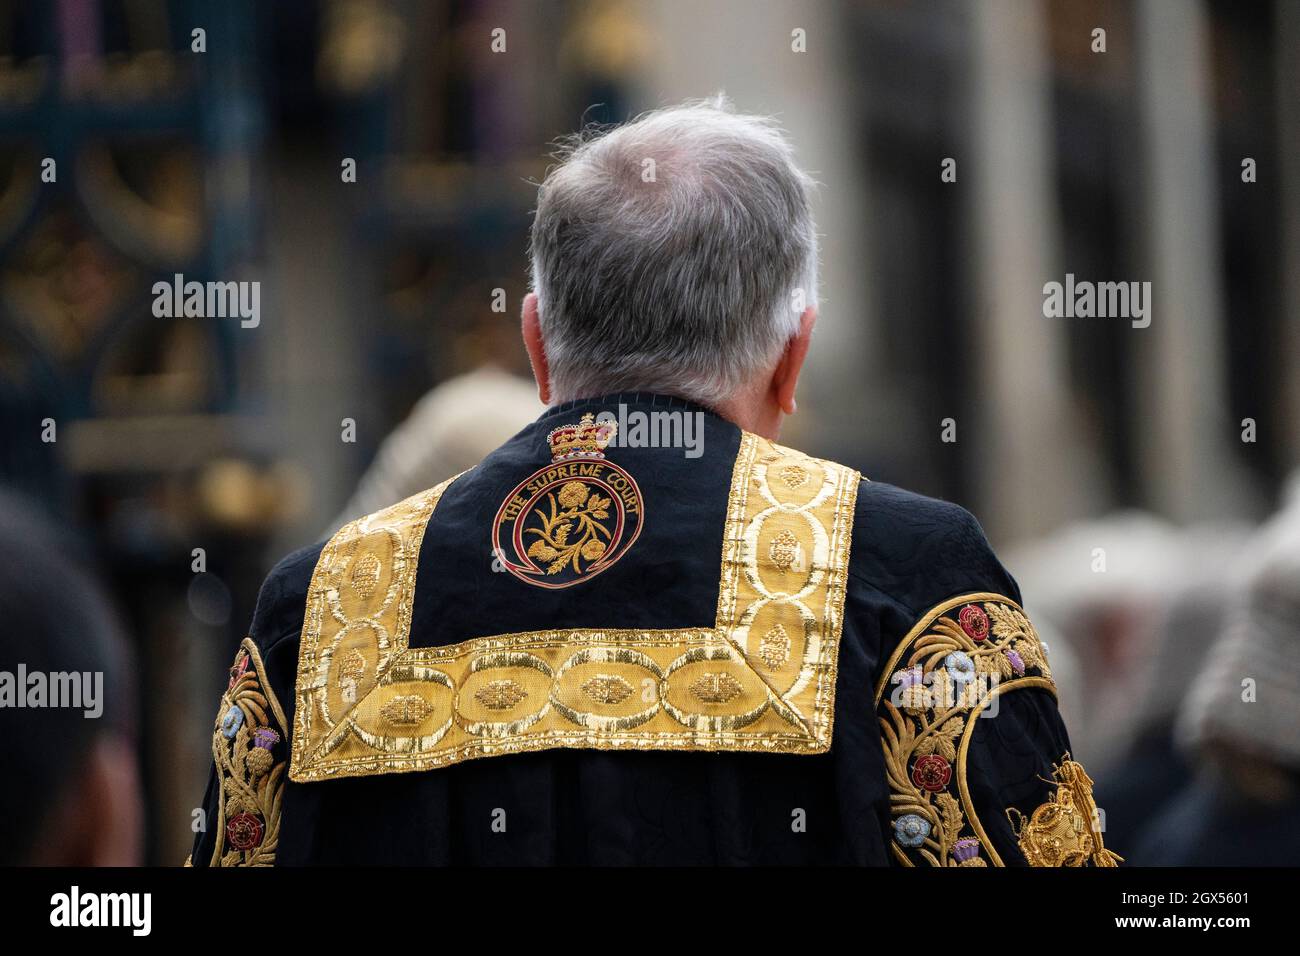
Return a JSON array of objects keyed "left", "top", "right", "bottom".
[{"left": 190, "top": 393, "right": 1117, "bottom": 867}]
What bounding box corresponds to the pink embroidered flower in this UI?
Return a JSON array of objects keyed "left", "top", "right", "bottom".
[
  {"left": 227, "top": 652, "right": 250, "bottom": 689},
  {"left": 958, "top": 604, "right": 989, "bottom": 642},
  {"left": 1005, "top": 649, "right": 1026, "bottom": 676},
  {"left": 912, "top": 755, "right": 952, "bottom": 792},
  {"left": 226, "top": 812, "right": 264, "bottom": 851}
]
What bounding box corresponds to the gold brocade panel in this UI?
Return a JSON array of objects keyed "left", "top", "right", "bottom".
[{"left": 289, "top": 432, "right": 860, "bottom": 781}]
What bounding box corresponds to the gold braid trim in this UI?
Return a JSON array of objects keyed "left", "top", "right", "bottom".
[
  {"left": 875, "top": 593, "right": 1057, "bottom": 867},
  {"left": 289, "top": 434, "right": 860, "bottom": 781},
  {"left": 209, "top": 637, "right": 289, "bottom": 867}
]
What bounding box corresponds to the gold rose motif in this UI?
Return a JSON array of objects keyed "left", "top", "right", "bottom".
[{"left": 525, "top": 481, "right": 613, "bottom": 576}]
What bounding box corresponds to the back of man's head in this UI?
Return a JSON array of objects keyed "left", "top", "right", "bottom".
[
  {"left": 0, "top": 491, "right": 139, "bottom": 864},
  {"left": 529, "top": 96, "right": 819, "bottom": 406}
]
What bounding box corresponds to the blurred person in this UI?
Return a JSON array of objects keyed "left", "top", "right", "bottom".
[
  {"left": 190, "top": 97, "right": 1114, "bottom": 866},
  {"left": 1005, "top": 514, "right": 1208, "bottom": 773},
  {"left": 0, "top": 490, "right": 142, "bottom": 866},
  {"left": 1131, "top": 478, "right": 1300, "bottom": 865},
  {"left": 1009, "top": 517, "right": 1252, "bottom": 850},
  {"left": 1099, "top": 572, "right": 1242, "bottom": 853},
  {"left": 325, "top": 365, "right": 541, "bottom": 535}
]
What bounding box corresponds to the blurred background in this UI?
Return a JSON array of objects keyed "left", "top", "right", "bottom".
[{"left": 0, "top": 0, "right": 1296, "bottom": 865}]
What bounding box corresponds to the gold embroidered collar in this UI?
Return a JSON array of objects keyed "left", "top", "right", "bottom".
[{"left": 289, "top": 431, "right": 861, "bottom": 781}]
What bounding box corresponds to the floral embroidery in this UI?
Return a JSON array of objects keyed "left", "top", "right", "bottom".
[
  {"left": 958, "top": 604, "right": 989, "bottom": 642},
  {"left": 951, "top": 836, "right": 986, "bottom": 866},
  {"left": 220, "top": 705, "right": 244, "bottom": 738},
  {"left": 208, "top": 639, "right": 288, "bottom": 867},
  {"left": 225, "top": 812, "right": 264, "bottom": 851},
  {"left": 524, "top": 481, "right": 614, "bottom": 575},
  {"left": 912, "top": 754, "right": 952, "bottom": 792},
  {"left": 228, "top": 653, "right": 249, "bottom": 689},
  {"left": 876, "top": 594, "right": 1056, "bottom": 867},
  {"left": 945, "top": 651, "right": 976, "bottom": 685},
  {"left": 894, "top": 814, "right": 931, "bottom": 847}
]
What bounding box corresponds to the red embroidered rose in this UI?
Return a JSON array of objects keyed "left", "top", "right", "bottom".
[
  {"left": 958, "top": 604, "right": 989, "bottom": 642},
  {"left": 912, "top": 754, "right": 952, "bottom": 792},
  {"left": 226, "top": 812, "right": 264, "bottom": 851}
]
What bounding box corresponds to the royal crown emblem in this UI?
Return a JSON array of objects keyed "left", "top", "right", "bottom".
[
  {"left": 546, "top": 413, "right": 617, "bottom": 461},
  {"left": 492, "top": 411, "right": 642, "bottom": 589}
]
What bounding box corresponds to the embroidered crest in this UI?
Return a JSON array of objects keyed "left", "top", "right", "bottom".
[
  {"left": 1009, "top": 757, "right": 1122, "bottom": 867},
  {"left": 491, "top": 413, "right": 644, "bottom": 589}
]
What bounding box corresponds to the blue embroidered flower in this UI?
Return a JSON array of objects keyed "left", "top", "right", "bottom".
[
  {"left": 945, "top": 651, "right": 976, "bottom": 684},
  {"left": 894, "top": 813, "right": 931, "bottom": 848},
  {"left": 221, "top": 705, "right": 244, "bottom": 739}
]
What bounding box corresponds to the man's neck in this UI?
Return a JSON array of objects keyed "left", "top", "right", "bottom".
[{"left": 547, "top": 388, "right": 782, "bottom": 440}]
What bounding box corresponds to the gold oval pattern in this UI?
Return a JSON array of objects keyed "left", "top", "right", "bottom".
[
  {"left": 380, "top": 694, "right": 432, "bottom": 726},
  {"left": 780, "top": 464, "right": 809, "bottom": 489},
  {"left": 581, "top": 673, "right": 634, "bottom": 705},
  {"left": 474, "top": 679, "right": 529, "bottom": 710},
  {"left": 769, "top": 528, "right": 802, "bottom": 572},
  {"left": 689, "top": 671, "right": 744, "bottom": 704},
  {"left": 339, "top": 647, "right": 366, "bottom": 682},
  {"left": 349, "top": 552, "right": 382, "bottom": 598},
  {"left": 759, "top": 624, "right": 791, "bottom": 669},
  {"left": 291, "top": 434, "right": 861, "bottom": 782}
]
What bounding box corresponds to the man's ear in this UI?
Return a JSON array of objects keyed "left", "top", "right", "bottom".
[
  {"left": 773, "top": 306, "right": 817, "bottom": 416},
  {"left": 521, "top": 292, "right": 552, "bottom": 405}
]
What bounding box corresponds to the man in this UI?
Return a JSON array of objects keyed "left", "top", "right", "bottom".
[{"left": 190, "top": 97, "right": 1116, "bottom": 866}]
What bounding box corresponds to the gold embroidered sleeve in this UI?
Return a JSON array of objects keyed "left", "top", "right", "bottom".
[
  {"left": 207, "top": 638, "right": 289, "bottom": 867},
  {"left": 872, "top": 593, "right": 1119, "bottom": 867}
]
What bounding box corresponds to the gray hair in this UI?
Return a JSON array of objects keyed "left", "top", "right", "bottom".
[{"left": 529, "top": 97, "right": 819, "bottom": 406}]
